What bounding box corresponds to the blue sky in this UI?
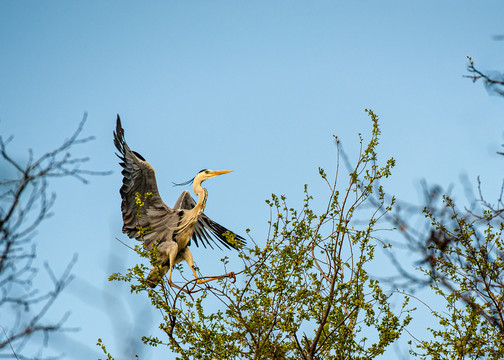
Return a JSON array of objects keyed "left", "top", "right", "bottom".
[{"left": 1, "top": 1, "right": 503, "bottom": 359}]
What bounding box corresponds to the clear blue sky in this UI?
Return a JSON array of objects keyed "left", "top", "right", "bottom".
[{"left": 1, "top": 1, "right": 503, "bottom": 359}]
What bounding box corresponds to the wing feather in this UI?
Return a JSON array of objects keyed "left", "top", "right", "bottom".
[
  {"left": 173, "top": 191, "right": 246, "bottom": 250},
  {"left": 114, "top": 115, "right": 176, "bottom": 249}
]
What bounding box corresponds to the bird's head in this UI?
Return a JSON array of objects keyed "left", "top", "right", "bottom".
[
  {"left": 173, "top": 169, "right": 232, "bottom": 188},
  {"left": 194, "top": 169, "right": 232, "bottom": 184}
]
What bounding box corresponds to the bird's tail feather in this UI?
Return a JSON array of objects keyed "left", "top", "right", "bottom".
[{"left": 146, "top": 265, "right": 169, "bottom": 288}]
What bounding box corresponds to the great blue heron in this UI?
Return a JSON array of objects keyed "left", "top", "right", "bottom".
[{"left": 114, "top": 115, "right": 245, "bottom": 289}]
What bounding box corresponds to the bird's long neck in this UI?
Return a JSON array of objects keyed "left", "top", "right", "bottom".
[
  {"left": 192, "top": 181, "right": 208, "bottom": 216},
  {"left": 170, "top": 181, "right": 207, "bottom": 238}
]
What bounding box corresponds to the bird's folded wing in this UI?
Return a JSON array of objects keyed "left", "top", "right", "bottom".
[
  {"left": 114, "top": 115, "right": 174, "bottom": 249},
  {"left": 174, "top": 191, "right": 246, "bottom": 250}
]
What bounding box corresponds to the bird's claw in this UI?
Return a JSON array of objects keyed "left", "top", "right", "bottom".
[{"left": 164, "top": 272, "right": 237, "bottom": 295}]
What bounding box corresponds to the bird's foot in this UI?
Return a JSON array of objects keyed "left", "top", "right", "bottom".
[
  {"left": 169, "top": 280, "right": 195, "bottom": 299},
  {"left": 169, "top": 280, "right": 189, "bottom": 293},
  {"left": 194, "top": 272, "right": 236, "bottom": 285}
]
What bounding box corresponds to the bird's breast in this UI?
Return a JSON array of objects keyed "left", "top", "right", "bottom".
[{"left": 174, "top": 221, "right": 197, "bottom": 250}]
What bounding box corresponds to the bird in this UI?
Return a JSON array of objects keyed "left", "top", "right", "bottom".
[{"left": 113, "top": 115, "right": 245, "bottom": 289}]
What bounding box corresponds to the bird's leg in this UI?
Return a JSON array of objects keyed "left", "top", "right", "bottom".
[
  {"left": 166, "top": 265, "right": 194, "bottom": 297},
  {"left": 190, "top": 266, "right": 199, "bottom": 281},
  {"left": 195, "top": 272, "right": 236, "bottom": 284},
  {"left": 164, "top": 247, "right": 191, "bottom": 292},
  {"left": 182, "top": 248, "right": 236, "bottom": 290},
  {"left": 167, "top": 264, "right": 182, "bottom": 290},
  {"left": 196, "top": 276, "right": 222, "bottom": 284},
  {"left": 188, "top": 259, "right": 235, "bottom": 286},
  {"left": 189, "top": 266, "right": 232, "bottom": 291},
  {"left": 181, "top": 248, "right": 202, "bottom": 290}
]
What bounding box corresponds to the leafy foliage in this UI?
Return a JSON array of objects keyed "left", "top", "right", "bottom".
[
  {"left": 109, "top": 110, "right": 412, "bottom": 359},
  {"left": 409, "top": 195, "right": 504, "bottom": 359}
]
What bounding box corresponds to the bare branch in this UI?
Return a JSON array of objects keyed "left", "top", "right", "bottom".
[
  {"left": 465, "top": 56, "right": 504, "bottom": 97},
  {"left": 0, "top": 114, "right": 110, "bottom": 359}
]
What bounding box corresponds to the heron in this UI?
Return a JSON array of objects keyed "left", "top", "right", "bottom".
[{"left": 113, "top": 115, "right": 245, "bottom": 289}]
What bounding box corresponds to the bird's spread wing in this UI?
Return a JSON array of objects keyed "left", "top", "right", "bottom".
[
  {"left": 174, "top": 191, "right": 246, "bottom": 250},
  {"left": 114, "top": 115, "right": 176, "bottom": 249}
]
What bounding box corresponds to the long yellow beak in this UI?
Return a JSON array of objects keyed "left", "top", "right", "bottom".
[{"left": 212, "top": 170, "right": 232, "bottom": 176}]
